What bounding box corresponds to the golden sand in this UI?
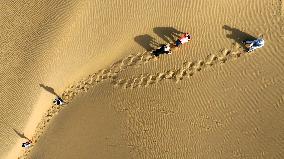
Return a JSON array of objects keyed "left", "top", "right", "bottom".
[{"left": 0, "top": 0, "right": 283, "bottom": 159}]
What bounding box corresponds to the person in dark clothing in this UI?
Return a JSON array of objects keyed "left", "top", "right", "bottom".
[
  {"left": 22, "top": 140, "right": 32, "bottom": 148},
  {"left": 152, "top": 44, "right": 172, "bottom": 57},
  {"left": 53, "top": 96, "right": 64, "bottom": 106}
]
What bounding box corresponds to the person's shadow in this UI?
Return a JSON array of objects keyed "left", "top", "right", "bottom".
[
  {"left": 153, "top": 27, "right": 184, "bottom": 43},
  {"left": 13, "top": 128, "right": 30, "bottom": 140},
  {"left": 39, "top": 84, "right": 59, "bottom": 97},
  {"left": 134, "top": 34, "right": 160, "bottom": 51},
  {"left": 223, "top": 25, "right": 257, "bottom": 49}
]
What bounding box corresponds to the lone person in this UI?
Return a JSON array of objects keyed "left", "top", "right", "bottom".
[
  {"left": 175, "top": 33, "right": 191, "bottom": 47},
  {"left": 22, "top": 140, "right": 32, "bottom": 148},
  {"left": 242, "top": 38, "right": 264, "bottom": 52},
  {"left": 53, "top": 96, "right": 64, "bottom": 106},
  {"left": 152, "top": 44, "right": 172, "bottom": 57}
]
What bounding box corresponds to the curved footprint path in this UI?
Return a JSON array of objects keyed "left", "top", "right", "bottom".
[
  {"left": 19, "top": 43, "right": 249, "bottom": 158},
  {"left": 113, "top": 43, "right": 246, "bottom": 89}
]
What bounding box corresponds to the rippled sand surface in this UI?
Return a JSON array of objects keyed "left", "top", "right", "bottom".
[{"left": 0, "top": 0, "right": 283, "bottom": 158}]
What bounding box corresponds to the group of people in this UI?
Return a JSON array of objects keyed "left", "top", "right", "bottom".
[
  {"left": 152, "top": 32, "right": 265, "bottom": 57},
  {"left": 152, "top": 33, "right": 191, "bottom": 57},
  {"left": 21, "top": 31, "right": 265, "bottom": 150}
]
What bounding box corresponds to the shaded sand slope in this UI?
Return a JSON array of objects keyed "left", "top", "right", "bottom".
[
  {"left": 28, "top": 85, "right": 130, "bottom": 159},
  {"left": 31, "top": 80, "right": 284, "bottom": 159},
  {"left": 0, "top": 1, "right": 80, "bottom": 158},
  {"left": 0, "top": 0, "right": 164, "bottom": 158},
  {"left": 0, "top": 0, "right": 283, "bottom": 158}
]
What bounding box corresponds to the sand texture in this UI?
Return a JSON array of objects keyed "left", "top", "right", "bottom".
[{"left": 0, "top": 0, "right": 283, "bottom": 159}]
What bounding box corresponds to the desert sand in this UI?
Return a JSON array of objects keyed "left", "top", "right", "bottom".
[{"left": 0, "top": 0, "right": 283, "bottom": 159}]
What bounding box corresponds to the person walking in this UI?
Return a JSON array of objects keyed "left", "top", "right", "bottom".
[
  {"left": 53, "top": 96, "right": 64, "bottom": 106},
  {"left": 175, "top": 33, "right": 191, "bottom": 47},
  {"left": 242, "top": 38, "right": 265, "bottom": 52}
]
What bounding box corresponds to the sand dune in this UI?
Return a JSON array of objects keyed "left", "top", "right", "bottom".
[{"left": 0, "top": 0, "right": 283, "bottom": 159}]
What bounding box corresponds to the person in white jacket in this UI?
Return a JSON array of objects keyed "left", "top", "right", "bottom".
[
  {"left": 53, "top": 96, "right": 64, "bottom": 106},
  {"left": 22, "top": 140, "right": 32, "bottom": 148},
  {"left": 243, "top": 38, "right": 264, "bottom": 52}
]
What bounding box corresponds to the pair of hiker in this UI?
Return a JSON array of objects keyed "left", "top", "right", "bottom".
[
  {"left": 152, "top": 32, "right": 265, "bottom": 57},
  {"left": 153, "top": 33, "right": 191, "bottom": 57},
  {"left": 21, "top": 97, "right": 63, "bottom": 149}
]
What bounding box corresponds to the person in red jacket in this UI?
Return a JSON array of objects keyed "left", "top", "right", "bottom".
[{"left": 175, "top": 33, "right": 191, "bottom": 47}]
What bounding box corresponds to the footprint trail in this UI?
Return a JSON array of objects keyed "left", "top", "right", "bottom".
[{"left": 19, "top": 43, "right": 248, "bottom": 158}]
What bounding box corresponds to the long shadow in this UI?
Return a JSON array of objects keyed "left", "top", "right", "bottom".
[
  {"left": 153, "top": 27, "right": 184, "bottom": 43},
  {"left": 134, "top": 34, "right": 160, "bottom": 51},
  {"left": 39, "top": 84, "right": 59, "bottom": 97},
  {"left": 13, "top": 128, "right": 30, "bottom": 140},
  {"left": 223, "top": 25, "right": 257, "bottom": 49}
]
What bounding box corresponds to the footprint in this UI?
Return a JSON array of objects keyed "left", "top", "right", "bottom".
[
  {"left": 205, "top": 54, "right": 218, "bottom": 66},
  {"left": 175, "top": 69, "right": 187, "bottom": 82},
  {"left": 115, "top": 79, "right": 127, "bottom": 87},
  {"left": 157, "top": 73, "right": 166, "bottom": 81},
  {"left": 144, "top": 55, "right": 154, "bottom": 63},
  {"left": 232, "top": 51, "right": 242, "bottom": 58},
  {"left": 198, "top": 60, "right": 205, "bottom": 67},
  {"left": 130, "top": 77, "right": 140, "bottom": 88},
  {"left": 110, "top": 64, "right": 121, "bottom": 73},
  {"left": 165, "top": 71, "right": 175, "bottom": 79},
  {"left": 146, "top": 75, "right": 157, "bottom": 86},
  {"left": 130, "top": 54, "right": 143, "bottom": 65},
  {"left": 222, "top": 49, "right": 231, "bottom": 56},
  {"left": 95, "top": 75, "right": 103, "bottom": 82},
  {"left": 138, "top": 75, "right": 148, "bottom": 87},
  {"left": 185, "top": 70, "right": 194, "bottom": 77},
  {"left": 122, "top": 78, "right": 134, "bottom": 89},
  {"left": 183, "top": 61, "right": 194, "bottom": 69},
  {"left": 122, "top": 55, "right": 134, "bottom": 65},
  {"left": 108, "top": 72, "right": 118, "bottom": 79},
  {"left": 233, "top": 43, "right": 241, "bottom": 50},
  {"left": 218, "top": 56, "right": 227, "bottom": 63},
  {"left": 194, "top": 61, "right": 204, "bottom": 71}
]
